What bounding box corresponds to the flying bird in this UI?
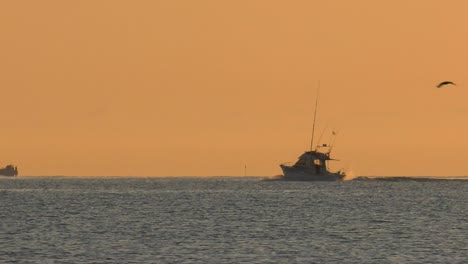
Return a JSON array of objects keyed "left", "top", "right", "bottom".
[{"left": 436, "top": 81, "right": 456, "bottom": 88}]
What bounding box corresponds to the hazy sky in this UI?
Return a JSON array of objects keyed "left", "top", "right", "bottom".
[{"left": 1, "top": 1, "right": 467, "bottom": 176}]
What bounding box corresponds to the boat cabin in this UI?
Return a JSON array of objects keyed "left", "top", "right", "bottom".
[{"left": 293, "top": 151, "right": 332, "bottom": 175}]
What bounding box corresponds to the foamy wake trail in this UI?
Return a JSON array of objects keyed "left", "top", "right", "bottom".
[{"left": 343, "top": 167, "right": 359, "bottom": 181}]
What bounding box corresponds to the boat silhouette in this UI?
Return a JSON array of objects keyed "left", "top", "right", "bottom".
[
  {"left": 278, "top": 88, "right": 345, "bottom": 181},
  {"left": 0, "top": 164, "right": 18, "bottom": 177}
]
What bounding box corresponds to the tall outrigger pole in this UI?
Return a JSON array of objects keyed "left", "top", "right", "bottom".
[{"left": 310, "top": 82, "right": 320, "bottom": 151}]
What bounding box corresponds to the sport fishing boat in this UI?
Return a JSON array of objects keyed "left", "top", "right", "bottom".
[
  {"left": 277, "top": 90, "right": 345, "bottom": 181},
  {"left": 0, "top": 164, "right": 19, "bottom": 177},
  {"left": 279, "top": 147, "right": 345, "bottom": 181}
]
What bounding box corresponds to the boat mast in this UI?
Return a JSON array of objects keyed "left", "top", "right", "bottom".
[{"left": 310, "top": 82, "right": 320, "bottom": 151}]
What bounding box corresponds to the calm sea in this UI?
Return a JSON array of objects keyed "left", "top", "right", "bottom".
[{"left": 0, "top": 176, "right": 466, "bottom": 263}]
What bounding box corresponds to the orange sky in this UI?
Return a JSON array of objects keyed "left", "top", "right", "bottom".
[{"left": 1, "top": 1, "right": 467, "bottom": 176}]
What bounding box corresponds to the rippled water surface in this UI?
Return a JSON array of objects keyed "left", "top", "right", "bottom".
[{"left": 0, "top": 177, "right": 466, "bottom": 263}]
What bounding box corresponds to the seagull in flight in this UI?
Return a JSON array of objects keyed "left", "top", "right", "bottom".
[{"left": 436, "top": 81, "right": 456, "bottom": 88}]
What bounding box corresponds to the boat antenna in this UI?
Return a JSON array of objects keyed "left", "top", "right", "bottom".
[
  {"left": 316, "top": 125, "right": 328, "bottom": 150},
  {"left": 329, "top": 130, "right": 339, "bottom": 154},
  {"left": 310, "top": 82, "right": 320, "bottom": 151}
]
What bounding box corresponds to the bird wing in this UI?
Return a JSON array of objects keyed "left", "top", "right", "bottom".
[{"left": 437, "top": 81, "right": 455, "bottom": 88}]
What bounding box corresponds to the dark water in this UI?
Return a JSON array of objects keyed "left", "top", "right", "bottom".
[{"left": 0, "top": 177, "right": 466, "bottom": 263}]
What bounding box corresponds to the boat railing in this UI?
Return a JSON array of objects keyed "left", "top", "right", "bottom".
[{"left": 281, "top": 162, "right": 312, "bottom": 170}]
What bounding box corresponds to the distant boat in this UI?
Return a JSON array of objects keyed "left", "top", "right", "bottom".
[
  {"left": 279, "top": 149, "right": 345, "bottom": 181},
  {"left": 0, "top": 165, "right": 18, "bottom": 177},
  {"left": 276, "top": 89, "right": 345, "bottom": 181}
]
